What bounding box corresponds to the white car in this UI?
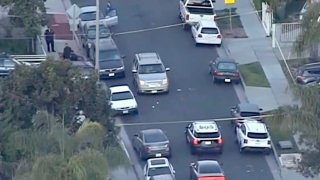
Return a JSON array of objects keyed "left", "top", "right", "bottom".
[
  {"left": 191, "top": 21, "right": 222, "bottom": 46},
  {"left": 236, "top": 121, "right": 271, "bottom": 154},
  {"left": 144, "top": 158, "right": 176, "bottom": 180},
  {"left": 109, "top": 85, "right": 138, "bottom": 115},
  {"left": 79, "top": 6, "right": 118, "bottom": 28}
]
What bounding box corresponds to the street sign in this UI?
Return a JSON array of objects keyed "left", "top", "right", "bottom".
[
  {"left": 225, "top": 0, "right": 235, "bottom": 5},
  {"left": 66, "top": 4, "right": 81, "bottom": 19}
]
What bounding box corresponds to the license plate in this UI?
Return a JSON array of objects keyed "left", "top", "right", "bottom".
[
  {"left": 204, "top": 141, "right": 211, "bottom": 145},
  {"left": 151, "top": 90, "right": 157, "bottom": 93},
  {"left": 109, "top": 73, "right": 115, "bottom": 77},
  {"left": 155, "top": 153, "right": 161, "bottom": 157},
  {"left": 224, "top": 79, "right": 231, "bottom": 83},
  {"left": 123, "top": 110, "right": 128, "bottom": 114}
]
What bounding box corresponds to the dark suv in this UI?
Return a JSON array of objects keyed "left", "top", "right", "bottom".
[
  {"left": 0, "top": 53, "right": 19, "bottom": 76},
  {"left": 95, "top": 39, "right": 125, "bottom": 79},
  {"left": 209, "top": 57, "right": 240, "bottom": 84},
  {"left": 295, "top": 63, "right": 320, "bottom": 85},
  {"left": 230, "top": 103, "right": 263, "bottom": 124}
]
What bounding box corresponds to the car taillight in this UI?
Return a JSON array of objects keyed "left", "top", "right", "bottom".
[
  {"left": 218, "top": 138, "right": 223, "bottom": 144},
  {"left": 198, "top": 34, "right": 202, "bottom": 38},
  {"left": 192, "top": 138, "right": 198, "bottom": 145},
  {"left": 217, "top": 34, "right": 222, "bottom": 38},
  {"left": 268, "top": 140, "right": 271, "bottom": 144},
  {"left": 186, "top": 14, "right": 189, "bottom": 20},
  {"left": 243, "top": 139, "right": 248, "bottom": 144},
  {"left": 144, "top": 145, "right": 150, "bottom": 152},
  {"left": 214, "top": 72, "right": 224, "bottom": 76}
]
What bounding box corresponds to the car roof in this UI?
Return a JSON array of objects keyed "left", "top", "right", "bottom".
[
  {"left": 238, "top": 103, "right": 260, "bottom": 112},
  {"left": 99, "top": 38, "right": 117, "bottom": 50},
  {"left": 244, "top": 121, "right": 268, "bottom": 133},
  {"left": 147, "top": 158, "right": 170, "bottom": 168},
  {"left": 110, "top": 85, "right": 131, "bottom": 94},
  {"left": 193, "top": 121, "right": 219, "bottom": 133},
  {"left": 199, "top": 20, "right": 218, "bottom": 28},
  {"left": 136, "top": 52, "right": 162, "bottom": 65},
  {"left": 141, "top": 129, "right": 164, "bottom": 135},
  {"left": 80, "top": 6, "right": 97, "bottom": 13},
  {"left": 197, "top": 160, "right": 223, "bottom": 175}
]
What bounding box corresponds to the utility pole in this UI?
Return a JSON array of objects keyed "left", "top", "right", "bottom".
[{"left": 95, "top": 0, "right": 100, "bottom": 80}]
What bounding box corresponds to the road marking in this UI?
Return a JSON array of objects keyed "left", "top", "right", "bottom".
[{"left": 115, "top": 114, "right": 274, "bottom": 126}]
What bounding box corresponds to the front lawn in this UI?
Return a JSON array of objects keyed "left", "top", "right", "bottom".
[{"left": 239, "top": 62, "right": 270, "bottom": 87}]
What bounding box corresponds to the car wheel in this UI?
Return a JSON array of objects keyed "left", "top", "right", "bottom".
[
  {"left": 239, "top": 146, "right": 245, "bottom": 154},
  {"left": 134, "top": 109, "right": 139, "bottom": 115}
]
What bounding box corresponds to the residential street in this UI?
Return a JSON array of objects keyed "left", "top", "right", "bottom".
[{"left": 71, "top": 0, "right": 276, "bottom": 179}]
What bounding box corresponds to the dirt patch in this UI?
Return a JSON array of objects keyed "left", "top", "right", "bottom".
[{"left": 215, "top": 8, "right": 248, "bottom": 38}]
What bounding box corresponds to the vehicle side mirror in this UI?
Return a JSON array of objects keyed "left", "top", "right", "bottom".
[
  {"left": 134, "top": 134, "right": 138, "bottom": 137},
  {"left": 190, "top": 163, "right": 195, "bottom": 167},
  {"left": 132, "top": 69, "right": 137, "bottom": 73},
  {"left": 165, "top": 67, "right": 170, "bottom": 71}
]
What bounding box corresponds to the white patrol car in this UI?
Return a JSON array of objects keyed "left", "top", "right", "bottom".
[
  {"left": 236, "top": 121, "right": 271, "bottom": 154},
  {"left": 78, "top": 6, "right": 118, "bottom": 28},
  {"left": 185, "top": 121, "right": 223, "bottom": 154},
  {"left": 109, "top": 85, "right": 138, "bottom": 115},
  {"left": 144, "top": 158, "right": 176, "bottom": 180},
  {"left": 191, "top": 20, "right": 222, "bottom": 46}
]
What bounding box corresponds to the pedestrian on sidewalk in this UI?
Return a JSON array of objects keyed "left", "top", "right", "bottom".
[
  {"left": 63, "top": 43, "right": 72, "bottom": 60},
  {"left": 44, "top": 27, "right": 55, "bottom": 52}
]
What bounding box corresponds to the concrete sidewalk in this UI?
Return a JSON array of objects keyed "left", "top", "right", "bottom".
[{"left": 43, "top": 0, "right": 139, "bottom": 179}]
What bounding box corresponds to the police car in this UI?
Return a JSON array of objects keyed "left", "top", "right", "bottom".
[
  {"left": 236, "top": 121, "right": 272, "bottom": 154},
  {"left": 185, "top": 121, "right": 223, "bottom": 154}
]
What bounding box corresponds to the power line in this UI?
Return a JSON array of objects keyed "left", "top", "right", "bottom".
[{"left": 115, "top": 114, "right": 274, "bottom": 126}]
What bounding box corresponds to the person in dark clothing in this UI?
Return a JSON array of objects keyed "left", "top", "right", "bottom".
[
  {"left": 44, "top": 27, "right": 55, "bottom": 52},
  {"left": 63, "top": 43, "right": 72, "bottom": 60}
]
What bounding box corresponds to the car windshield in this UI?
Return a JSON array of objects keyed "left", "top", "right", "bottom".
[
  {"left": 194, "top": 132, "right": 220, "bottom": 138},
  {"left": 240, "top": 112, "right": 260, "bottom": 117},
  {"left": 217, "top": 62, "right": 236, "bottom": 71},
  {"left": 80, "top": 11, "right": 97, "bottom": 21},
  {"left": 247, "top": 132, "right": 268, "bottom": 139},
  {"left": 111, "top": 91, "right": 133, "bottom": 101},
  {"left": 148, "top": 167, "right": 171, "bottom": 176},
  {"left": 201, "top": 28, "right": 219, "bottom": 34},
  {"left": 199, "top": 164, "right": 222, "bottom": 174},
  {"left": 100, "top": 50, "right": 121, "bottom": 61},
  {"left": 138, "top": 64, "right": 165, "bottom": 74},
  {"left": 87, "top": 28, "right": 110, "bottom": 39},
  {"left": 144, "top": 132, "right": 167, "bottom": 143}
]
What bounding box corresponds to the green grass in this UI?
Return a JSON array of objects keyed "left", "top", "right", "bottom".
[
  {"left": 239, "top": 62, "right": 270, "bottom": 87},
  {"left": 0, "top": 39, "right": 30, "bottom": 54},
  {"left": 252, "top": 0, "right": 262, "bottom": 19}
]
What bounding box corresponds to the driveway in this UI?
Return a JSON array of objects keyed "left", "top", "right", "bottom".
[{"left": 71, "top": 0, "right": 275, "bottom": 179}]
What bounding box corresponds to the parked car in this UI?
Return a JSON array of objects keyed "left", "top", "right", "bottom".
[
  {"left": 79, "top": 24, "right": 111, "bottom": 57},
  {"left": 109, "top": 85, "right": 138, "bottom": 115},
  {"left": 78, "top": 5, "right": 118, "bottom": 28},
  {"left": 132, "top": 52, "right": 170, "bottom": 94},
  {"left": 132, "top": 129, "right": 171, "bottom": 160},
  {"left": 0, "top": 53, "right": 21, "bottom": 76},
  {"left": 144, "top": 158, "right": 176, "bottom": 180},
  {"left": 230, "top": 103, "right": 263, "bottom": 125},
  {"left": 191, "top": 20, "right": 222, "bottom": 46},
  {"left": 209, "top": 57, "right": 240, "bottom": 83},
  {"left": 185, "top": 121, "right": 223, "bottom": 154},
  {"left": 93, "top": 38, "right": 125, "bottom": 79},
  {"left": 236, "top": 121, "right": 272, "bottom": 154},
  {"left": 189, "top": 160, "right": 226, "bottom": 180},
  {"left": 295, "top": 62, "right": 320, "bottom": 85}
]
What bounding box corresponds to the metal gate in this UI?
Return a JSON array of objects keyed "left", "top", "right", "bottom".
[
  {"left": 279, "top": 23, "right": 302, "bottom": 42},
  {"left": 261, "top": 2, "right": 273, "bottom": 36}
]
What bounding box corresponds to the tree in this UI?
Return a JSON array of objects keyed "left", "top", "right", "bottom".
[
  {"left": 295, "top": 2, "right": 320, "bottom": 61},
  {"left": 0, "top": 0, "right": 46, "bottom": 36},
  {"left": 270, "top": 85, "right": 320, "bottom": 177}
]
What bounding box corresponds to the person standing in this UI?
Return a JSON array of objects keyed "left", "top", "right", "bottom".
[{"left": 44, "top": 27, "right": 55, "bottom": 52}]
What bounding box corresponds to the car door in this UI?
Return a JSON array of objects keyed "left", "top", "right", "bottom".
[
  {"left": 237, "top": 124, "right": 246, "bottom": 144},
  {"left": 185, "top": 124, "right": 193, "bottom": 143},
  {"left": 132, "top": 58, "right": 139, "bottom": 83},
  {"left": 104, "top": 9, "right": 118, "bottom": 27},
  {"left": 191, "top": 23, "right": 200, "bottom": 38}
]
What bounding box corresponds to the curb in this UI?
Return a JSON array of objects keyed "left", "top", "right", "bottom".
[{"left": 118, "top": 138, "right": 140, "bottom": 180}]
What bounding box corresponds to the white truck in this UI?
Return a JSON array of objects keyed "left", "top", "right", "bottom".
[{"left": 179, "top": 0, "right": 216, "bottom": 29}]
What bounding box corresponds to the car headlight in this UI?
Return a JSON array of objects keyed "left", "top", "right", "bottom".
[
  {"left": 162, "top": 79, "right": 168, "bottom": 84},
  {"left": 139, "top": 80, "right": 145, "bottom": 85}
]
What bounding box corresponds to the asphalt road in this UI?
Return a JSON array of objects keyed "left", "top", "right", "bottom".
[{"left": 71, "top": 0, "right": 275, "bottom": 179}]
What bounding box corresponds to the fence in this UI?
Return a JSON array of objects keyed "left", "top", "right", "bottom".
[{"left": 273, "top": 22, "right": 302, "bottom": 44}]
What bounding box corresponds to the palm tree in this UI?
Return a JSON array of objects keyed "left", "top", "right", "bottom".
[{"left": 295, "top": 2, "right": 320, "bottom": 61}]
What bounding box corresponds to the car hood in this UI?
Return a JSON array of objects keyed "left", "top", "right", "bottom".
[
  {"left": 100, "top": 60, "right": 124, "bottom": 69},
  {"left": 111, "top": 99, "right": 137, "bottom": 109},
  {"left": 138, "top": 73, "right": 167, "bottom": 81}
]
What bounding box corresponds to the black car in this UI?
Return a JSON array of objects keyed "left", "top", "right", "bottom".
[
  {"left": 230, "top": 103, "right": 263, "bottom": 125},
  {"left": 0, "top": 53, "right": 19, "bottom": 76},
  {"left": 209, "top": 57, "right": 240, "bottom": 84},
  {"left": 190, "top": 160, "right": 226, "bottom": 180},
  {"left": 132, "top": 129, "right": 171, "bottom": 160},
  {"left": 295, "top": 62, "right": 320, "bottom": 85}
]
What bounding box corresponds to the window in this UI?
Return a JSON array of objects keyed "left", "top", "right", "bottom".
[
  {"left": 100, "top": 50, "right": 121, "bottom": 61},
  {"left": 79, "top": 11, "right": 104, "bottom": 21},
  {"left": 199, "top": 164, "right": 222, "bottom": 174},
  {"left": 217, "top": 62, "right": 237, "bottom": 71},
  {"left": 148, "top": 166, "right": 171, "bottom": 176},
  {"left": 87, "top": 28, "right": 110, "bottom": 39},
  {"left": 111, "top": 91, "right": 133, "bottom": 101},
  {"left": 201, "top": 28, "right": 219, "bottom": 34},
  {"left": 144, "top": 132, "right": 167, "bottom": 143},
  {"left": 187, "top": 7, "right": 214, "bottom": 15},
  {"left": 240, "top": 112, "right": 260, "bottom": 117},
  {"left": 138, "top": 64, "right": 165, "bottom": 74},
  {"left": 194, "top": 132, "right": 220, "bottom": 138},
  {"left": 247, "top": 132, "right": 268, "bottom": 139}
]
